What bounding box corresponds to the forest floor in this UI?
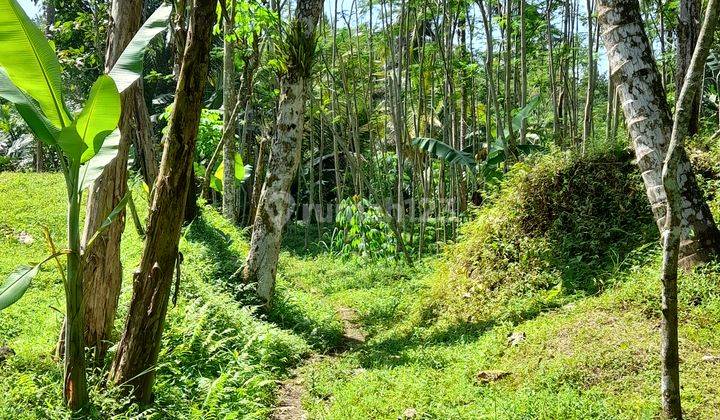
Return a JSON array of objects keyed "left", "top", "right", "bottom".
[
  {"left": 270, "top": 245, "right": 720, "bottom": 419},
  {"left": 1, "top": 171, "right": 720, "bottom": 419},
  {"left": 271, "top": 307, "right": 366, "bottom": 420}
]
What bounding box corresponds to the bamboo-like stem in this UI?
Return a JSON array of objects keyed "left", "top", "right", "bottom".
[{"left": 661, "top": 0, "right": 720, "bottom": 417}]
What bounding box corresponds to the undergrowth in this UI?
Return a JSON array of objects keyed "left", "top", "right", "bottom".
[
  {"left": 417, "top": 148, "right": 656, "bottom": 337},
  {"left": 2, "top": 144, "right": 720, "bottom": 419},
  {"left": 0, "top": 172, "right": 309, "bottom": 419},
  {"left": 285, "top": 149, "right": 720, "bottom": 419}
]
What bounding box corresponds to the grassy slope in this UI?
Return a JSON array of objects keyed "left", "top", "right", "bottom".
[
  {"left": 0, "top": 172, "right": 309, "bottom": 419},
  {"left": 287, "top": 251, "right": 720, "bottom": 419},
  {"left": 2, "top": 165, "right": 720, "bottom": 419},
  {"left": 280, "top": 151, "right": 720, "bottom": 419}
]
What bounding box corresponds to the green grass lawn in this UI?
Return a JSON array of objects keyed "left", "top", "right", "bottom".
[{"left": 0, "top": 172, "right": 308, "bottom": 419}]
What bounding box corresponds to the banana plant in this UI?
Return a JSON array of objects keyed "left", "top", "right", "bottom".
[
  {"left": 412, "top": 95, "right": 545, "bottom": 186},
  {"left": 195, "top": 152, "right": 253, "bottom": 193},
  {"left": 0, "top": 0, "right": 171, "bottom": 410}
]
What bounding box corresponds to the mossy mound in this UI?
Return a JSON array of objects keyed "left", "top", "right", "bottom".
[{"left": 419, "top": 149, "right": 656, "bottom": 335}]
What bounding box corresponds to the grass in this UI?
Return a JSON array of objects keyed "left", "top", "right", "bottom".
[
  {"left": 2, "top": 146, "right": 720, "bottom": 420},
  {"left": 0, "top": 172, "right": 309, "bottom": 419},
  {"left": 286, "top": 248, "right": 720, "bottom": 419},
  {"left": 276, "top": 150, "right": 720, "bottom": 419}
]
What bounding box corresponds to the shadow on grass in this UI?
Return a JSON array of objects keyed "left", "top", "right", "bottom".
[
  {"left": 267, "top": 289, "right": 345, "bottom": 352},
  {"left": 352, "top": 298, "right": 561, "bottom": 370},
  {"left": 185, "top": 215, "right": 246, "bottom": 297},
  {"left": 186, "top": 213, "right": 346, "bottom": 352},
  {"left": 350, "top": 245, "right": 660, "bottom": 371}
]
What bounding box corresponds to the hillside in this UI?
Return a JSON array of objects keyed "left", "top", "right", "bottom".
[{"left": 1, "top": 150, "right": 719, "bottom": 418}]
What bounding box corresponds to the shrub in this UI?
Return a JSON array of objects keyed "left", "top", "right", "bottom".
[{"left": 417, "top": 149, "right": 656, "bottom": 336}]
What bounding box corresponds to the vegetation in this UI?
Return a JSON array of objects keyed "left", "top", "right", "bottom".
[
  {"left": 0, "top": 173, "right": 308, "bottom": 418},
  {"left": 420, "top": 148, "right": 656, "bottom": 336},
  {"left": 2, "top": 0, "right": 720, "bottom": 417}
]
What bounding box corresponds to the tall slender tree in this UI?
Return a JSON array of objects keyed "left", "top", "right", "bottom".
[
  {"left": 582, "top": 0, "right": 596, "bottom": 152},
  {"left": 222, "top": 2, "right": 239, "bottom": 222},
  {"left": 661, "top": 0, "right": 720, "bottom": 416},
  {"left": 109, "top": 0, "right": 218, "bottom": 402},
  {"left": 81, "top": 0, "right": 152, "bottom": 361},
  {"left": 676, "top": 0, "right": 701, "bottom": 136},
  {"left": 242, "top": 0, "right": 324, "bottom": 305}
]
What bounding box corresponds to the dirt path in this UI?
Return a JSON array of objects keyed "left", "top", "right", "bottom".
[
  {"left": 336, "top": 307, "right": 366, "bottom": 348},
  {"left": 271, "top": 307, "right": 365, "bottom": 420}
]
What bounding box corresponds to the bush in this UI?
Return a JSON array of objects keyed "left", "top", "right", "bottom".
[{"left": 417, "top": 149, "right": 656, "bottom": 336}]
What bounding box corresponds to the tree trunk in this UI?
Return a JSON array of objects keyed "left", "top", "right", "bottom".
[
  {"left": 661, "top": 0, "right": 719, "bottom": 417},
  {"left": 606, "top": 77, "right": 615, "bottom": 143},
  {"left": 130, "top": 86, "right": 158, "bottom": 187},
  {"left": 504, "top": 0, "right": 516, "bottom": 158},
  {"left": 249, "top": 135, "right": 267, "bottom": 226},
  {"left": 239, "top": 38, "right": 261, "bottom": 225},
  {"left": 80, "top": 0, "right": 147, "bottom": 361},
  {"left": 676, "top": 0, "right": 701, "bottom": 136},
  {"left": 659, "top": 0, "right": 667, "bottom": 89},
  {"left": 598, "top": 0, "right": 720, "bottom": 267},
  {"left": 478, "top": 0, "right": 505, "bottom": 154},
  {"left": 242, "top": 0, "right": 323, "bottom": 306},
  {"left": 520, "top": 0, "right": 527, "bottom": 145},
  {"left": 109, "top": 0, "right": 217, "bottom": 403},
  {"left": 222, "top": 14, "right": 239, "bottom": 222},
  {"left": 184, "top": 166, "right": 199, "bottom": 223},
  {"left": 582, "top": 0, "right": 595, "bottom": 153}
]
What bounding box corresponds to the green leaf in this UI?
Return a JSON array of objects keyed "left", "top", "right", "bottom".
[
  {"left": 511, "top": 95, "right": 540, "bottom": 132},
  {"left": 193, "top": 161, "right": 207, "bottom": 178},
  {"left": 0, "top": 67, "right": 58, "bottom": 145},
  {"left": 517, "top": 144, "right": 545, "bottom": 155},
  {"left": 0, "top": 0, "right": 71, "bottom": 128},
  {"left": 84, "top": 189, "right": 133, "bottom": 252},
  {"left": 108, "top": 4, "right": 172, "bottom": 93},
  {"left": 57, "top": 124, "right": 87, "bottom": 161},
  {"left": 79, "top": 129, "right": 120, "bottom": 191},
  {"left": 211, "top": 153, "right": 251, "bottom": 192},
  {"left": 100, "top": 191, "right": 132, "bottom": 232},
  {"left": 411, "top": 137, "right": 477, "bottom": 172},
  {"left": 486, "top": 149, "right": 506, "bottom": 166},
  {"left": 209, "top": 159, "right": 223, "bottom": 193},
  {"left": 210, "top": 172, "right": 223, "bottom": 192},
  {"left": 0, "top": 265, "right": 39, "bottom": 310},
  {"left": 76, "top": 75, "right": 121, "bottom": 163}
]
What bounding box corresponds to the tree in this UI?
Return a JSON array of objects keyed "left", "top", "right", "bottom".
[
  {"left": 109, "top": 0, "right": 218, "bottom": 403},
  {"left": 222, "top": 2, "right": 240, "bottom": 222},
  {"left": 242, "top": 0, "right": 324, "bottom": 305},
  {"left": 676, "top": 0, "right": 702, "bottom": 136},
  {"left": 598, "top": 0, "right": 720, "bottom": 267},
  {"left": 581, "top": 0, "right": 596, "bottom": 152},
  {"left": 81, "top": 0, "right": 168, "bottom": 361},
  {"left": 661, "top": 0, "right": 720, "bottom": 416},
  {"left": 0, "top": 0, "right": 165, "bottom": 409}
]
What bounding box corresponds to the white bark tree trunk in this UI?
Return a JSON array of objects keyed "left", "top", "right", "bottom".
[
  {"left": 598, "top": 0, "right": 720, "bottom": 267},
  {"left": 243, "top": 0, "right": 324, "bottom": 305}
]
